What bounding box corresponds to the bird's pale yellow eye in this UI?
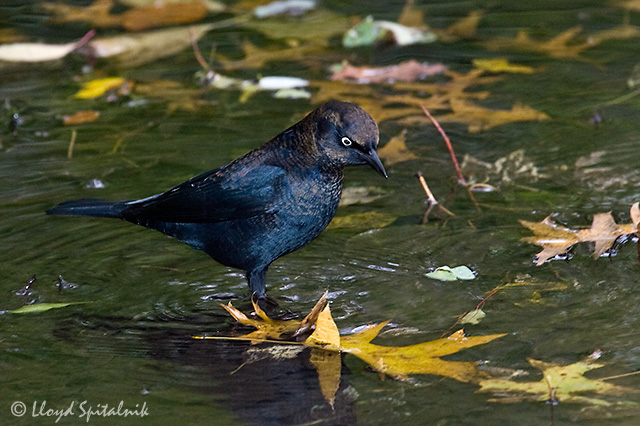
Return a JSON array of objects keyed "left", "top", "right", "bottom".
[{"left": 341, "top": 136, "right": 352, "bottom": 147}]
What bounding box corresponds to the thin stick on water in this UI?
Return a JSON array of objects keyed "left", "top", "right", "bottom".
[
  {"left": 416, "top": 171, "right": 438, "bottom": 205},
  {"left": 72, "top": 29, "right": 96, "bottom": 51},
  {"left": 189, "top": 27, "right": 210, "bottom": 71},
  {"left": 67, "top": 130, "right": 77, "bottom": 159},
  {"left": 421, "top": 104, "right": 480, "bottom": 210},
  {"left": 599, "top": 370, "right": 640, "bottom": 381},
  {"left": 421, "top": 105, "right": 466, "bottom": 185},
  {"left": 439, "top": 284, "right": 501, "bottom": 338},
  {"left": 416, "top": 171, "right": 454, "bottom": 223}
]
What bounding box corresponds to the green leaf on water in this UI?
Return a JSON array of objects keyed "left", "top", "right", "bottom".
[
  {"left": 426, "top": 265, "right": 475, "bottom": 281},
  {"left": 10, "top": 302, "right": 85, "bottom": 314},
  {"left": 460, "top": 308, "right": 486, "bottom": 325}
]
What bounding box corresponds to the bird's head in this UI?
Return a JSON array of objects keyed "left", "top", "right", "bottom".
[{"left": 311, "top": 101, "right": 387, "bottom": 178}]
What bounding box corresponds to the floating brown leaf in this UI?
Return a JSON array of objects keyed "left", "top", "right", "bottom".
[
  {"left": 520, "top": 204, "right": 640, "bottom": 265},
  {"left": 121, "top": 1, "right": 209, "bottom": 31},
  {"left": 330, "top": 60, "right": 447, "bottom": 84},
  {"left": 41, "top": 0, "right": 119, "bottom": 27},
  {"left": 42, "top": 0, "right": 215, "bottom": 31},
  {"left": 62, "top": 110, "right": 101, "bottom": 125}
]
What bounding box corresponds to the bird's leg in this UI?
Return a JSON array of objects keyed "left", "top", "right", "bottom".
[
  {"left": 247, "top": 267, "right": 279, "bottom": 308},
  {"left": 247, "top": 267, "right": 267, "bottom": 297}
]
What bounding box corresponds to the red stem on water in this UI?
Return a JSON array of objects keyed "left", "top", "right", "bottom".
[
  {"left": 420, "top": 105, "right": 467, "bottom": 186},
  {"left": 73, "top": 29, "right": 96, "bottom": 50}
]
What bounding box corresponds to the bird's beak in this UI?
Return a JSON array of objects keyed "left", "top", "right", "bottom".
[{"left": 365, "top": 149, "right": 388, "bottom": 178}]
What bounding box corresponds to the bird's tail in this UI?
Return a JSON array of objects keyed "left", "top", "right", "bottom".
[{"left": 46, "top": 198, "right": 129, "bottom": 219}]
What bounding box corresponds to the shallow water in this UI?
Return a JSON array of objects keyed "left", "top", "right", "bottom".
[{"left": 2, "top": 0, "right": 640, "bottom": 425}]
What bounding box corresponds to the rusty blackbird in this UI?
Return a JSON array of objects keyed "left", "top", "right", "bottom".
[{"left": 47, "top": 101, "right": 387, "bottom": 300}]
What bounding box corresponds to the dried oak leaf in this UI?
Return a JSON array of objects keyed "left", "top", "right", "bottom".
[
  {"left": 520, "top": 203, "right": 640, "bottom": 265},
  {"left": 478, "top": 357, "right": 639, "bottom": 405},
  {"left": 42, "top": 0, "right": 213, "bottom": 31}
]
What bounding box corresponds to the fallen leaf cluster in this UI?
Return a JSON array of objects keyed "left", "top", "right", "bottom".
[
  {"left": 196, "top": 292, "right": 505, "bottom": 405},
  {"left": 521, "top": 202, "right": 640, "bottom": 265},
  {"left": 198, "top": 290, "right": 639, "bottom": 408}
]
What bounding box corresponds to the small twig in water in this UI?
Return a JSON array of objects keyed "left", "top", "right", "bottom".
[
  {"left": 189, "top": 26, "right": 211, "bottom": 71},
  {"left": 416, "top": 171, "right": 454, "bottom": 223},
  {"left": 72, "top": 29, "right": 96, "bottom": 51},
  {"left": 421, "top": 105, "right": 466, "bottom": 185},
  {"left": 440, "top": 284, "right": 502, "bottom": 338},
  {"left": 599, "top": 370, "right": 640, "bottom": 381},
  {"left": 67, "top": 130, "right": 77, "bottom": 159},
  {"left": 420, "top": 105, "right": 480, "bottom": 210}
]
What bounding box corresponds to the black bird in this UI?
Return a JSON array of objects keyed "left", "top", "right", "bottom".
[{"left": 47, "top": 101, "right": 387, "bottom": 301}]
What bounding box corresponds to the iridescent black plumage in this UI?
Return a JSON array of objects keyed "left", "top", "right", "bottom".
[{"left": 48, "top": 101, "right": 386, "bottom": 300}]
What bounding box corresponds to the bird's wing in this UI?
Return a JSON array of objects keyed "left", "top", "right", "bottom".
[{"left": 125, "top": 165, "right": 286, "bottom": 223}]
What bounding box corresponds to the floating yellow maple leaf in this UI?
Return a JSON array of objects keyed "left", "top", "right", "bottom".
[
  {"left": 520, "top": 203, "right": 640, "bottom": 265},
  {"left": 206, "top": 297, "right": 505, "bottom": 382},
  {"left": 75, "top": 77, "right": 130, "bottom": 99},
  {"left": 198, "top": 295, "right": 505, "bottom": 405},
  {"left": 336, "top": 323, "right": 505, "bottom": 382},
  {"left": 478, "top": 357, "right": 640, "bottom": 405},
  {"left": 472, "top": 58, "right": 535, "bottom": 74}
]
